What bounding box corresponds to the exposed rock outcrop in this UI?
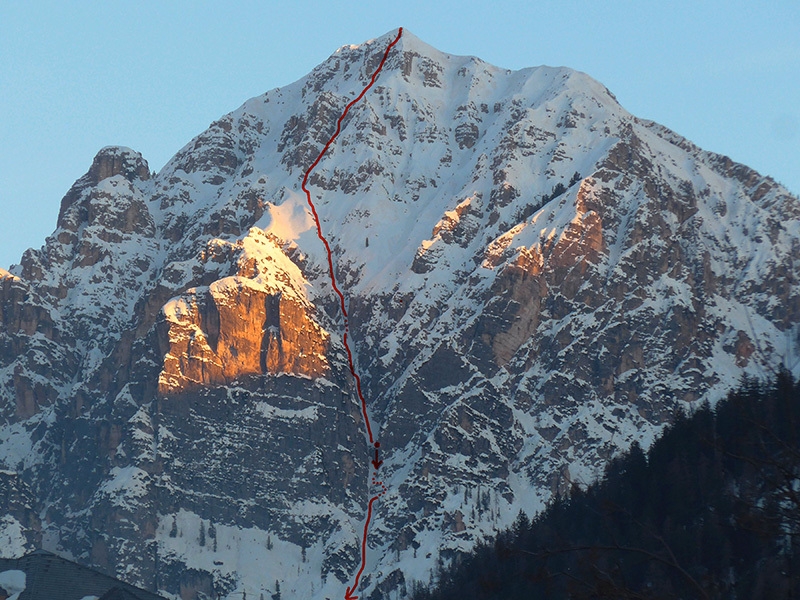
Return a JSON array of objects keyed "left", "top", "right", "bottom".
[{"left": 157, "top": 277, "right": 329, "bottom": 392}]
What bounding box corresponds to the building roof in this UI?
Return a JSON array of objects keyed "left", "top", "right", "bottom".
[{"left": 0, "top": 550, "right": 166, "bottom": 600}]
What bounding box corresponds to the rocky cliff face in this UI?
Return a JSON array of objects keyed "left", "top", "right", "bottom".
[
  {"left": 157, "top": 229, "right": 330, "bottom": 392},
  {"left": 1, "top": 29, "right": 799, "bottom": 600}
]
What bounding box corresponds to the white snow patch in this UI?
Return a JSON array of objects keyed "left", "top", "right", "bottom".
[
  {"left": 0, "top": 424, "right": 33, "bottom": 470},
  {"left": 157, "top": 509, "right": 353, "bottom": 600},
  {"left": 0, "top": 570, "right": 25, "bottom": 599},
  {"left": 254, "top": 402, "right": 318, "bottom": 421},
  {"left": 96, "top": 466, "right": 151, "bottom": 510},
  {"left": 261, "top": 191, "right": 315, "bottom": 243}
]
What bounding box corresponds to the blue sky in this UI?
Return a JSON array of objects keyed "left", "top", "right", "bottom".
[{"left": 1, "top": 0, "right": 798, "bottom": 270}]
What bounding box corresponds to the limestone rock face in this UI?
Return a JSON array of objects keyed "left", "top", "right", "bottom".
[
  {"left": 90, "top": 145, "right": 151, "bottom": 183},
  {"left": 154, "top": 228, "right": 330, "bottom": 393},
  {"left": 0, "top": 270, "right": 55, "bottom": 340},
  {"left": 57, "top": 146, "right": 151, "bottom": 229},
  {"left": 1, "top": 29, "right": 799, "bottom": 600},
  {"left": 0, "top": 270, "right": 72, "bottom": 420},
  {"left": 157, "top": 277, "right": 328, "bottom": 392}
]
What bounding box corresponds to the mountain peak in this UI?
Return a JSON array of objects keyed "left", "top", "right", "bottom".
[
  {"left": 320, "top": 28, "right": 618, "bottom": 117},
  {"left": 1, "top": 26, "right": 799, "bottom": 600},
  {"left": 381, "top": 27, "right": 445, "bottom": 58},
  {"left": 89, "top": 146, "right": 150, "bottom": 184},
  {"left": 319, "top": 28, "right": 483, "bottom": 89}
]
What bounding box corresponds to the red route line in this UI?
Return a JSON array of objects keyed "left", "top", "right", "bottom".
[
  {"left": 346, "top": 478, "right": 388, "bottom": 600},
  {"left": 298, "top": 27, "right": 402, "bottom": 600},
  {"left": 301, "top": 26, "right": 403, "bottom": 446}
]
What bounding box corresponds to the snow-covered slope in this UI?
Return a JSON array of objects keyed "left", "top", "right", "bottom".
[{"left": 1, "top": 29, "right": 799, "bottom": 599}]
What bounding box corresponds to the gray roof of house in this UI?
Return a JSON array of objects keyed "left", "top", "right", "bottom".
[{"left": 0, "top": 550, "right": 166, "bottom": 600}]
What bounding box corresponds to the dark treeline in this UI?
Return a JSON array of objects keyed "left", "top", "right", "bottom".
[{"left": 412, "top": 371, "right": 800, "bottom": 599}]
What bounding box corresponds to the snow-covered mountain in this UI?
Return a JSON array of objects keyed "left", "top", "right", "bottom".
[{"left": 1, "top": 28, "right": 799, "bottom": 599}]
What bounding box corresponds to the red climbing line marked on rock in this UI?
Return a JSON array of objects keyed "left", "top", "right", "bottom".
[
  {"left": 298, "top": 27, "right": 402, "bottom": 600},
  {"left": 344, "top": 485, "right": 384, "bottom": 600},
  {"left": 345, "top": 477, "right": 388, "bottom": 599},
  {"left": 372, "top": 442, "right": 383, "bottom": 470},
  {"left": 301, "top": 26, "right": 402, "bottom": 446}
]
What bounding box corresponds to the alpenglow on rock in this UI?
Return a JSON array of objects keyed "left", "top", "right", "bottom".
[{"left": 1, "top": 28, "right": 799, "bottom": 600}]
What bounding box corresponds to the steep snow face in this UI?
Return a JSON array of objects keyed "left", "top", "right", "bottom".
[{"left": 1, "top": 28, "right": 800, "bottom": 599}]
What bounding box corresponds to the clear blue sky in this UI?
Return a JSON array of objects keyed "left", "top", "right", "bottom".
[{"left": 1, "top": 1, "right": 798, "bottom": 270}]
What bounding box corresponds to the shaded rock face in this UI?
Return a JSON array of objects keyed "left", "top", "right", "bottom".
[
  {"left": 0, "top": 471, "right": 40, "bottom": 553},
  {"left": 57, "top": 146, "right": 151, "bottom": 230},
  {"left": 1, "top": 29, "right": 800, "bottom": 600},
  {"left": 474, "top": 245, "right": 548, "bottom": 368},
  {"left": 0, "top": 271, "right": 73, "bottom": 420},
  {"left": 89, "top": 145, "right": 152, "bottom": 184}
]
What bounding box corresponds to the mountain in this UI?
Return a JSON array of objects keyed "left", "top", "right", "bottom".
[
  {"left": 1, "top": 28, "right": 799, "bottom": 599},
  {"left": 410, "top": 372, "right": 800, "bottom": 600}
]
